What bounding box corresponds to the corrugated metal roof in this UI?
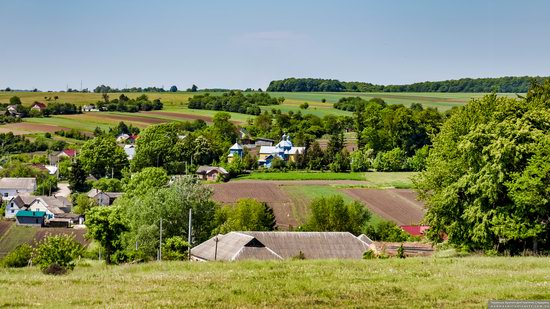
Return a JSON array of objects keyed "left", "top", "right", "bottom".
[
  {"left": 0, "top": 178, "right": 36, "bottom": 190},
  {"left": 191, "top": 231, "right": 371, "bottom": 261},
  {"left": 16, "top": 210, "right": 46, "bottom": 217}
]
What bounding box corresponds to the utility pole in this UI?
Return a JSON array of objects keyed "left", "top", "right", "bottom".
[
  {"left": 214, "top": 236, "right": 218, "bottom": 261},
  {"left": 188, "top": 208, "right": 192, "bottom": 261},
  {"left": 159, "top": 217, "right": 163, "bottom": 261}
]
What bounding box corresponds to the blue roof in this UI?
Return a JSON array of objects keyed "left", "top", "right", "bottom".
[{"left": 16, "top": 210, "right": 46, "bottom": 218}]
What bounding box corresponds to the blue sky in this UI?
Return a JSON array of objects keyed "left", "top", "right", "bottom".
[{"left": 1, "top": 0, "right": 549, "bottom": 90}]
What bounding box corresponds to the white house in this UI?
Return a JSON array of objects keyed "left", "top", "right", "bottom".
[
  {"left": 27, "top": 196, "right": 72, "bottom": 219},
  {"left": 4, "top": 195, "right": 35, "bottom": 219},
  {"left": 0, "top": 178, "right": 37, "bottom": 202},
  {"left": 87, "top": 189, "right": 122, "bottom": 206}
]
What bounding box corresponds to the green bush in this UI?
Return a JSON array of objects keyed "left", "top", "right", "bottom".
[
  {"left": 2, "top": 244, "right": 32, "bottom": 268},
  {"left": 32, "top": 234, "right": 83, "bottom": 272},
  {"left": 362, "top": 249, "right": 377, "bottom": 259},
  {"left": 373, "top": 148, "right": 407, "bottom": 172},
  {"left": 162, "top": 236, "right": 190, "bottom": 261},
  {"left": 363, "top": 220, "right": 410, "bottom": 242}
]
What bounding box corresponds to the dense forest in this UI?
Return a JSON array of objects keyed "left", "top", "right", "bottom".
[{"left": 267, "top": 76, "right": 548, "bottom": 93}]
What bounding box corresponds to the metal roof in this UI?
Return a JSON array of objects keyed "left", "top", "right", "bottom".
[
  {"left": 16, "top": 210, "right": 46, "bottom": 218},
  {"left": 191, "top": 231, "right": 372, "bottom": 261},
  {"left": 0, "top": 178, "right": 36, "bottom": 190}
]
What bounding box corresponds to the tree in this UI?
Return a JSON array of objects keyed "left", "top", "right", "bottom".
[
  {"left": 169, "top": 85, "right": 178, "bottom": 92},
  {"left": 9, "top": 96, "right": 21, "bottom": 105},
  {"left": 213, "top": 198, "right": 276, "bottom": 234},
  {"left": 79, "top": 136, "right": 128, "bottom": 178},
  {"left": 162, "top": 236, "right": 189, "bottom": 260},
  {"left": 86, "top": 206, "right": 128, "bottom": 264},
  {"left": 68, "top": 160, "right": 88, "bottom": 192},
  {"left": 93, "top": 178, "right": 123, "bottom": 192},
  {"left": 363, "top": 220, "right": 409, "bottom": 242},
  {"left": 304, "top": 195, "right": 370, "bottom": 235},
  {"left": 2, "top": 244, "right": 32, "bottom": 268},
  {"left": 373, "top": 148, "right": 407, "bottom": 172},
  {"left": 299, "top": 102, "right": 309, "bottom": 110},
  {"left": 416, "top": 81, "right": 550, "bottom": 253},
  {"left": 72, "top": 193, "right": 97, "bottom": 215},
  {"left": 131, "top": 123, "right": 185, "bottom": 173},
  {"left": 122, "top": 176, "right": 217, "bottom": 259},
  {"left": 32, "top": 235, "right": 83, "bottom": 271},
  {"left": 124, "top": 167, "right": 168, "bottom": 197},
  {"left": 191, "top": 84, "right": 198, "bottom": 92}
]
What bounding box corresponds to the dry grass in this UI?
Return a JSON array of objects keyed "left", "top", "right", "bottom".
[{"left": 1, "top": 257, "right": 549, "bottom": 307}]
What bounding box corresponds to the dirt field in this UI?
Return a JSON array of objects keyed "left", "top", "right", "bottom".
[
  {"left": 34, "top": 227, "right": 89, "bottom": 246},
  {"left": 209, "top": 182, "right": 297, "bottom": 229},
  {"left": 0, "top": 122, "right": 66, "bottom": 134},
  {"left": 343, "top": 188, "right": 425, "bottom": 225},
  {"left": 0, "top": 221, "right": 12, "bottom": 238}
]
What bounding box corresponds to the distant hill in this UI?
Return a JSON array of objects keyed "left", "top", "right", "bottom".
[{"left": 267, "top": 76, "right": 549, "bottom": 93}]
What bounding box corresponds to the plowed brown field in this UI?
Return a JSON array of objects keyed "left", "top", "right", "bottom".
[
  {"left": 343, "top": 188, "right": 425, "bottom": 225},
  {"left": 209, "top": 182, "right": 297, "bottom": 229}
]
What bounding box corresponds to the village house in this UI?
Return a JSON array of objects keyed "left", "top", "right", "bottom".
[
  {"left": 258, "top": 134, "right": 305, "bottom": 168},
  {"left": 254, "top": 137, "right": 275, "bottom": 147},
  {"left": 5, "top": 105, "right": 21, "bottom": 117},
  {"left": 0, "top": 178, "right": 37, "bottom": 202},
  {"left": 190, "top": 231, "right": 376, "bottom": 261},
  {"left": 30, "top": 102, "right": 47, "bottom": 113},
  {"left": 196, "top": 166, "right": 228, "bottom": 181},
  {"left": 15, "top": 210, "right": 46, "bottom": 227},
  {"left": 87, "top": 189, "right": 122, "bottom": 206},
  {"left": 4, "top": 195, "right": 35, "bottom": 218},
  {"left": 27, "top": 196, "right": 72, "bottom": 219},
  {"left": 49, "top": 149, "right": 77, "bottom": 164},
  {"left": 82, "top": 104, "right": 99, "bottom": 112}
]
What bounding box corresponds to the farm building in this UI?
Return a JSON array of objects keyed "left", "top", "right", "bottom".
[
  {"left": 15, "top": 210, "right": 46, "bottom": 227},
  {"left": 190, "top": 231, "right": 375, "bottom": 261},
  {"left": 254, "top": 137, "right": 275, "bottom": 147},
  {"left": 4, "top": 195, "right": 36, "bottom": 218},
  {"left": 0, "top": 177, "right": 37, "bottom": 202},
  {"left": 49, "top": 149, "right": 77, "bottom": 164},
  {"left": 258, "top": 134, "right": 304, "bottom": 168},
  {"left": 196, "top": 166, "right": 228, "bottom": 181},
  {"left": 82, "top": 104, "right": 99, "bottom": 112},
  {"left": 87, "top": 189, "right": 122, "bottom": 206}
]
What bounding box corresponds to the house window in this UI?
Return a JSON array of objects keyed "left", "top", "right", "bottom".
[{"left": 11, "top": 210, "right": 14, "bottom": 213}]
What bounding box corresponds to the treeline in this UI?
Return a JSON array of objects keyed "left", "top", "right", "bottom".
[
  {"left": 267, "top": 76, "right": 548, "bottom": 93},
  {"left": 188, "top": 91, "right": 283, "bottom": 115},
  {"left": 94, "top": 85, "right": 169, "bottom": 93},
  {"left": 0, "top": 132, "right": 61, "bottom": 155},
  {"left": 98, "top": 94, "right": 163, "bottom": 112}
]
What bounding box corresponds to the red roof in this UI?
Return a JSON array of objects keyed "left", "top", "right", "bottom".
[
  {"left": 62, "top": 149, "right": 77, "bottom": 157},
  {"left": 32, "top": 102, "right": 47, "bottom": 109},
  {"left": 400, "top": 225, "right": 430, "bottom": 237}
]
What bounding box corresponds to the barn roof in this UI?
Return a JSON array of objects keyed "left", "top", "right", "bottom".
[{"left": 191, "top": 231, "right": 371, "bottom": 261}]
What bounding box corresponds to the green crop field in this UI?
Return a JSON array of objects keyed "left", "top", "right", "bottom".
[
  {"left": 238, "top": 171, "right": 416, "bottom": 188},
  {"left": 1, "top": 257, "right": 549, "bottom": 307},
  {"left": 0, "top": 91, "right": 518, "bottom": 135},
  {"left": 0, "top": 224, "right": 37, "bottom": 257}
]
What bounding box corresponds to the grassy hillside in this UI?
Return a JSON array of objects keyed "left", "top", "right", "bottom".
[{"left": 1, "top": 257, "right": 549, "bottom": 307}]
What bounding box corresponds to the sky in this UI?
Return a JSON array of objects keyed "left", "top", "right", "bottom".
[{"left": 1, "top": 0, "right": 549, "bottom": 91}]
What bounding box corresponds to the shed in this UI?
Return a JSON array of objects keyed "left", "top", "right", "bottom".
[{"left": 15, "top": 210, "right": 46, "bottom": 227}]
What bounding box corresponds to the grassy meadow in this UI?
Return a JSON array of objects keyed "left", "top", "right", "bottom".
[{"left": 1, "top": 257, "right": 549, "bottom": 307}]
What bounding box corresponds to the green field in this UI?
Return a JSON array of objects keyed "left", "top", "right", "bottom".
[
  {"left": 237, "top": 171, "right": 416, "bottom": 188},
  {"left": 1, "top": 257, "right": 549, "bottom": 307},
  {"left": 0, "top": 91, "right": 517, "bottom": 135},
  {"left": 0, "top": 224, "right": 37, "bottom": 257}
]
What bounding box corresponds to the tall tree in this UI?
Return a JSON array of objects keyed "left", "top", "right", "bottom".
[
  {"left": 417, "top": 81, "right": 550, "bottom": 253},
  {"left": 86, "top": 206, "right": 128, "bottom": 264},
  {"left": 80, "top": 136, "right": 128, "bottom": 178}
]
